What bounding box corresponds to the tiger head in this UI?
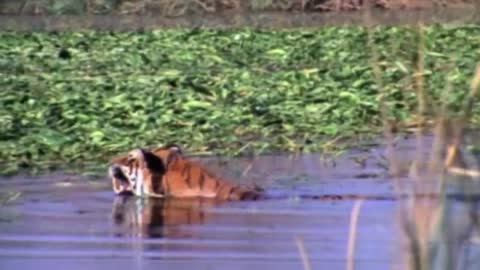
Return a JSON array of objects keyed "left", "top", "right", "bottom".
[{"left": 108, "top": 144, "right": 182, "bottom": 197}]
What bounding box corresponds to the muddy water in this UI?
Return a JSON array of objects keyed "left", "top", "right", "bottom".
[{"left": 0, "top": 134, "right": 479, "bottom": 270}]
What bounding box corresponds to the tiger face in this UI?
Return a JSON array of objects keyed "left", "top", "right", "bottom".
[
  {"left": 108, "top": 144, "right": 182, "bottom": 198},
  {"left": 108, "top": 144, "right": 262, "bottom": 200}
]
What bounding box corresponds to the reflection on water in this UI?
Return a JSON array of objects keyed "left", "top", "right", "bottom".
[
  {"left": 111, "top": 196, "right": 215, "bottom": 238},
  {"left": 1, "top": 133, "right": 480, "bottom": 270}
]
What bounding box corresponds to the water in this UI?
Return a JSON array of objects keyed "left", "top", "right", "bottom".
[{"left": 1, "top": 133, "right": 479, "bottom": 270}]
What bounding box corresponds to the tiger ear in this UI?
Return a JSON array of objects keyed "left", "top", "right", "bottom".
[
  {"left": 164, "top": 143, "right": 182, "bottom": 155},
  {"left": 162, "top": 144, "right": 182, "bottom": 167},
  {"left": 127, "top": 148, "right": 147, "bottom": 166},
  {"left": 128, "top": 148, "right": 166, "bottom": 173}
]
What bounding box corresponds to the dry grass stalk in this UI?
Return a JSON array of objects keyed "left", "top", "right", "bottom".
[
  {"left": 364, "top": 0, "right": 403, "bottom": 195},
  {"left": 397, "top": 61, "right": 480, "bottom": 270},
  {"left": 295, "top": 235, "right": 312, "bottom": 270},
  {"left": 346, "top": 199, "right": 364, "bottom": 270},
  {"left": 364, "top": 5, "right": 480, "bottom": 268}
]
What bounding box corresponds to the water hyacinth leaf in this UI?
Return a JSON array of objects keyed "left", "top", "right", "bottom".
[
  {"left": 182, "top": 100, "right": 213, "bottom": 109},
  {"left": 339, "top": 92, "right": 361, "bottom": 104},
  {"left": 34, "top": 129, "right": 69, "bottom": 147},
  {"left": 322, "top": 124, "right": 339, "bottom": 136},
  {"left": 107, "top": 93, "right": 128, "bottom": 104},
  {"left": 266, "top": 48, "right": 288, "bottom": 59},
  {"left": 161, "top": 69, "right": 182, "bottom": 78},
  {"left": 89, "top": 131, "right": 105, "bottom": 145}
]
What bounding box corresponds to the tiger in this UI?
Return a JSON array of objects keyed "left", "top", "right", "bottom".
[
  {"left": 108, "top": 144, "right": 263, "bottom": 201},
  {"left": 108, "top": 142, "right": 480, "bottom": 205}
]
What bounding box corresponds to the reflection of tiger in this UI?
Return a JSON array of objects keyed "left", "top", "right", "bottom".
[
  {"left": 112, "top": 196, "right": 213, "bottom": 238},
  {"left": 108, "top": 144, "right": 262, "bottom": 200}
]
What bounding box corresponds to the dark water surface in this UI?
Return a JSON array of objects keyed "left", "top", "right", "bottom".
[{"left": 1, "top": 134, "right": 479, "bottom": 270}]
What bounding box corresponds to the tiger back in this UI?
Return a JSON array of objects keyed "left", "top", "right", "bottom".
[{"left": 108, "top": 144, "right": 262, "bottom": 201}]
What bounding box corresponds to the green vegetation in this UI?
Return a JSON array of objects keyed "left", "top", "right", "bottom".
[{"left": 1, "top": 26, "right": 480, "bottom": 175}]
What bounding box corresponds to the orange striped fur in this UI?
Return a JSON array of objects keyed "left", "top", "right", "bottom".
[{"left": 108, "top": 144, "right": 262, "bottom": 200}]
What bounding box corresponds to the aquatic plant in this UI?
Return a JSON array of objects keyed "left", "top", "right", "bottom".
[{"left": 1, "top": 26, "right": 480, "bottom": 175}]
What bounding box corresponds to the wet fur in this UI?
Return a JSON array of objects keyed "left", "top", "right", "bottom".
[{"left": 109, "top": 144, "right": 262, "bottom": 200}]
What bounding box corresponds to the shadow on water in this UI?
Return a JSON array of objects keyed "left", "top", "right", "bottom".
[{"left": 1, "top": 133, "right": 480, "bottom": 270}]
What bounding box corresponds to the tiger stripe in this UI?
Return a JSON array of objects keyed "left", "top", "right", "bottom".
[{"left": 108, "top": 144, "right": 262, "bottom": 201}]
